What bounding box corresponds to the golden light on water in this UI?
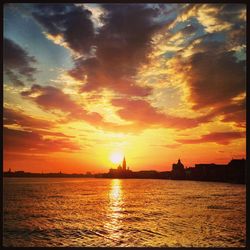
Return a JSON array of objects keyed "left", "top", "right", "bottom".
[
  {"left": 109, "top": 179, "right": 123, "bottom": 214},
  {"left": 105, "top": 179, "right": 124, "bottom": 243}
]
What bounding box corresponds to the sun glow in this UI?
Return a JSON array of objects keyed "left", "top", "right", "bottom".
[{"left": 110, "top": 152, "right": 123, "bottom": 164}]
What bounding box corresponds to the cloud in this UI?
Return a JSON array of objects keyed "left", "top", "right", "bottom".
[
  {"left": 169, "top": 36, "right": 246, "bottom": 126},
  {"left": 212, "top": 98, "right": 246, "bottom": 127},
  {"left": 21, "top": 84, "right": 103, "bottom": 125},
  {"left": 97, "top": 4, "right": 161, "bottom": 69},
  {"left": 3, "top": 38, "right": 37, "bottom": 86},
  {"left": 4, "top": 107, "right": 55, "bottom": 129},
  {"left": 4, "top": 69, "right": 25, "bottom": 87},
  {"left": 20, "top": 85, "right": 204, "bottom": 133},
  {"left": 69, "top": 57, "right": 152, "bottom": 97},
  {"left": 152, "top": 143, "right": 181, "bottom": 149},
  {"left": 172, "top": 4, "right": 245, "bottom": 33},
  {"left": 20, "top": 84, "right": 150, "bottom": 133},
  {"left": 160, "top": 4, "right": 246, "bottom": 129},
  {"left": 186, "top": 49, "right": 245, "bottom": 109},
  {"left": 3, "top": 107, "right": 75, "bottom": 142},
  {"left": 10, "top": 3, "right": 246, "bottom": 135},
  {"left": 32, "top": 4, "right": 95, "bottom": 55},
  {"left": 166, "top": 4, "right": 246, "bottom": 57},
  {"left": 111, "top": 98, "right": 214, "bottom": 129},
  {"left": 66, "top": 4, "right": 166, "bottom": 96},
  {"left": 180, "top": 23, "right": 198, "bottom": 35},
  {"left": 33, "top": 130, "right": 74, "bottom": 138},
  {"left": 221, "top": 110, "right": 245, "bottom": 128},
  {"left": 3, "top": 127, "right": 80, "bottom": 154},
  {"left": 176, "top": 131, "right": 245, "bottom": 145},
  {"left": 163, "top": 143, "right": 181, "bottom": 148}
]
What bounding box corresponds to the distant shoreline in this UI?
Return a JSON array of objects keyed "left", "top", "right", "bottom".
[
  {"left": 3, "top": 158, "right": 245, "bottom": 184},
  {"left": 3, "top": 175, "right": 245, "bottom": 185}
]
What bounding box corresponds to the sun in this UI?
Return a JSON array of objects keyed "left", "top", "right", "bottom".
[{"left": 110, "top": 152, "right": 123, "bottom": 164}]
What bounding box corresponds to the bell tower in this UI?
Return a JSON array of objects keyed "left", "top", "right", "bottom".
[{"left": 122, "top": 156, "right": 126, "bottom": 171}]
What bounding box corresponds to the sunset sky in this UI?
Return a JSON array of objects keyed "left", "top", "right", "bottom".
[{"left": 3, "top": 3, "right": 246, "bottom": 173}]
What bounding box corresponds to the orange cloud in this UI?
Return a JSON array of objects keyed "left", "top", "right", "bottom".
[
  {"left": 176, "top": 131, "right": 245, "bottom": 145},
  {"left": 3, "top": 127, "right": 80, "bottom": 154},
  {"left": 21, "top": 84, "right": 103, "bottom": 125},
  {"left": 4, "top": 107, "right": 55, "bottom": 129},
  {"left": 167, "top": 38, "right": 246, "bottom": 128},
  {"left": 111, "top": 98, "right": 214, "bottom": 130}
]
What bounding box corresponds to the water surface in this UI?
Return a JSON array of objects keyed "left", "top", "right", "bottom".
[{"left": 3, "top": 178, "right": 246, "bottom": 247}]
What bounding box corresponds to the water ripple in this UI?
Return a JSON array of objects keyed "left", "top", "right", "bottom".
[{"left": 3, "top": 178, "right": 246, "bottom": 247}]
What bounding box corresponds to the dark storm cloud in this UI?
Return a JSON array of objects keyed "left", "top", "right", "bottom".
[
  {"left": 3, "top": 38, "right": 37, "bottom": 86},
  {"left": 188, "top": 50, "right": 245, "bottom": 109},
  {"left": 215, "top": 4, "right": 245, "bottom": 26},
  {"left": 32, "top": 4, "right": 95, "bottom": 54},
  {"left": 175, "top": 36, "right": 246, "bottom": 118},
  {"left": 69, "top": 56, "right": 152, "bottom": 96},
  {"left": 97, "top": 4, "right": 159, "bottom": 78},
  {"left": 175, "top": 38, "right": 246, "bottom": 128},
  {"left": 68, "top": 4, "right": 165, "bottom": 96},
  {"left": 4, "top": 69, "right": 24, "bottom": 87}
]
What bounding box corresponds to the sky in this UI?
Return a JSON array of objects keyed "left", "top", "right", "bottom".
[{"left": 3, "top": 3, "right": 246, "bottom": 173}]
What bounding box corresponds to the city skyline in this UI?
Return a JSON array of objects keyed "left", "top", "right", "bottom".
[
  {"left": 3, "top": 3, "right": 246, "bottom": 173},
  {"left": 3, "top": 157, "right": 246, "bottom": 185}
]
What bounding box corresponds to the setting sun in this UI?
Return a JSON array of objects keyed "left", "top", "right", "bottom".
[
  {"left": 2, "top": 3, "right": 246, "bottom": 248},
  {"left": 110, "top": 152, "right": 123, "bottom": 164}
]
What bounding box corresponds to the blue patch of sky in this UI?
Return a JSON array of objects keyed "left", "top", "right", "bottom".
[
  {"left": 172, "top": 17, "right": 205, "bottom": 39},
  {"left": 177, "top": 19, "right": 205, "bottom": 48},
  {"left": 162, "top": 51, "right": 175, "bottom": 60},
  {"left": 234, "top": 47, "right": 246, "bottom": 62},
  {"left": 161, "top": 17, "right": 206, "bottom": 60},
  {"left": 151, "top": 3, "right": 180, "bottom": 25},
  {"left": 4, "top": 4, "right": 73, "bottom": 86},
  {"left": 170, "top": 19, "right": 186, "bottom": 33},
  {"left": 203, "top": 32, "right": 226, "bottom": 43}
]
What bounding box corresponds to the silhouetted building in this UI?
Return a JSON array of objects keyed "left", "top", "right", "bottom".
[
  {"left": 85, "top": 172, "right": 92, "bottom": 177},
  {"left": 172, "top": 159, "right": 184, "bottom": 171},
  {"left": 227, "top": 159, "right": 245, "bottom": 183},
  {"left": 3, "top": 158, "right": 245, "bottom": 183},
  {"left": 170, "top": 158, "right": 246, "bottom": 183},
  {"left": 192, "top": 163, "right": 227, "bottom": 181},
  {"left": 171, "top": 159, "right": 186, "bottom": 179},
  {"left": 122, "top": 157, "right": 127, "bottom": 171},
  {"left": 108, "top": 156, "right": 132, "bottom": 178}
]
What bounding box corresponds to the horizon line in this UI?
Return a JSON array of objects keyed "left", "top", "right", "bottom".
[{"left": 4, "top": 158, "right": 246, "bottom": 175}]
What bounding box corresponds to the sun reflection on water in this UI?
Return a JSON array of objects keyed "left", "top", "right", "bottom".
[{"left": 104, "top": 179, "right": 124, "bottom": 245}]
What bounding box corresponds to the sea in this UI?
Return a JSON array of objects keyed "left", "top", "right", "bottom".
[{"left": 3, "top": 178, "right": 246, "bottom": 247}]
